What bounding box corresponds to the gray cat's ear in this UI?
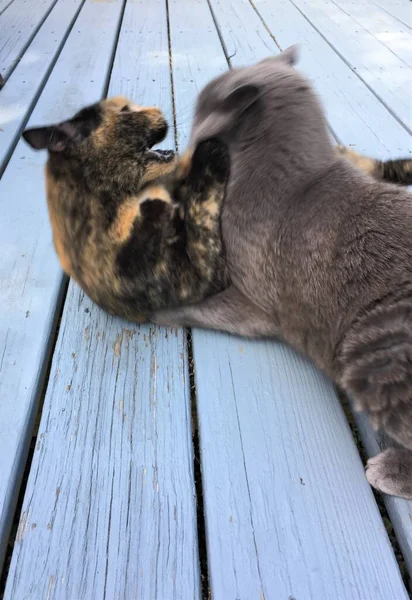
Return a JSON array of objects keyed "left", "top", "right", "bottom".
[
  {"left": 278, "top": 44, "right": 299, "bottom": 66},
  {"left": 23, "top": 122, "right": 76, "bottom": 152},
  {"left": 222, "top": 83, "right": 260, "bottom": 114}
]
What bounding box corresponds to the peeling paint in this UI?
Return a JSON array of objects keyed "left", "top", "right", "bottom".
[
  {"left": 113, "top": 332, "right": 123, "bottom": 357},
  {"left": 16, "top": 510, "right": 28, "bottom": 543}
]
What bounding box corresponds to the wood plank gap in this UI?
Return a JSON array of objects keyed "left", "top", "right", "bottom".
[
  {"left": 1, "top": 0, "right": 60, "bottom": 85},
  {"left": 101, "top": 0, "right": 127, "bottom": 98},
  {"left": 165, "top": 0, "right": 178, "bottom": 149},
  {"left": 372, "top": 0, "right": 412, "bottom": 31},
  {"left": 206, "top": 0, "right": 233, "bottom": 65},
  {"left": 339, "top": 388, "right": 411, "bottom": 590},
  {"left": 0, "top": 0, "right": 87, "bottom": 179},
  {"left": 187, "top": 332, "right": 210, "bottom": 600},
  {"left": 248, "top": 0, "right": 282, "bottom": 51},
  {"left": 0, "top": 278, "right": 69, "bottom": 598},
  {"left": 0, "top": 0, "right": 15, "bottom": 19},
  {"left": 286, "top": 0, "right": 412, "bottom": 137},
  {"left": 165, "top": 0, "right": 209, "bottom": 594},
  {"left": 0, "top": 275, "right": 68, "bottom": 573}
]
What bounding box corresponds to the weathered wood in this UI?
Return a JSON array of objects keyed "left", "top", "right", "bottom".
[
  {"left": 290, "top": 0, "right": 412, "bottom": 133},
  {"left": 0, "top": 0, "right": 83, "bottom": 172},
  {"left": 251, "top": 0, "right": 412, "bottom": 575},
  {"left": 5, "top": 292, "right": 200, "bottom": 600},
  {"left": 169, "top": 0, "right": 408, "bottom": 596},
  {"left": 0, "top": 0, "right": 124, "bottom": 575},
  {"left": 4, "top": 1, "right": 201, "bottom": 597},
  {"left": 0, "top": 0, "right": 57, "bottom": 81}
]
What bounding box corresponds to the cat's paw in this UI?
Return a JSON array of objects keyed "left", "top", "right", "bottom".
[{"left": 366, "top": 448, "right": 412, "bottom": 499}]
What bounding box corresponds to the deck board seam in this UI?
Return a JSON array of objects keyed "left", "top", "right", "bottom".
[
  {"left": 1, "top": 0, "right": 59, "bottom": 85},
  {"left": 101, "top": 0, "right": 127, "bottom": 98},
  {"left": 0, "top": 0, "right": 87, "bottom": 178},
  {"left": 0, "top": 0, "right": 15, "bottom": 19},
  {"left": 371, "top": 0, "right": 412, "bottom": 31},
  {"left": 286, "top": 0, "right": 412, "bottom": 137}
]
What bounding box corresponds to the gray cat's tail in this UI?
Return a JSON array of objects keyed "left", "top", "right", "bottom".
[
  {"left": 338, "top": 302, "right": 412, "bottom": 449},
  {"left": 381, "top": 159, "right": 412, "bottom": 186}
]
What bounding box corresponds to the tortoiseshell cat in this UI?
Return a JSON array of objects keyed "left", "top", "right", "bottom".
[
  {"left": 22, "top": 97, "right": 229, "bottom": 322},
  {"left": 22, "top": 96, "right": 411, "bottom": 326}
]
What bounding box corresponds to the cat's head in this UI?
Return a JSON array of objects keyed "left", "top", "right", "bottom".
[
  {"left": 190, "top": 45, "right": 303, "bottom": 145},
  {"left": 23, "top": 96, "right": 168, "bottom": 159}
]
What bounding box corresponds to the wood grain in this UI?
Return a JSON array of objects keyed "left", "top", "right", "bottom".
[
  {"left": 4, "top": 0, "right": 201, "bottom": 597},
  {"left": 0, "top": 0, "right": 83, "bottom": 172},
  {"left": 5, "top": 289, "right": 199, "bottom": 600},
  {"left": 0, "top": 0, "right": 57, "bottom": 81},
  {"left": 169, "top": 0, "right": 409, "bottom": 596},
  {"left": 0, "top": 0, "right": 124, "bottom": 575}
]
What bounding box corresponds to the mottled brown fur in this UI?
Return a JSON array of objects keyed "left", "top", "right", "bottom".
[
  {"left": 23, "top": 96, "right": 229, "bottom": 322},
  {"left": 337, "top": 145, "right": 412, "bottom": 186}
]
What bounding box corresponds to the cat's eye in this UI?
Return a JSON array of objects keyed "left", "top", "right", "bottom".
[{"left": 121, "top": 105, "right": 130, "bottom": 113}]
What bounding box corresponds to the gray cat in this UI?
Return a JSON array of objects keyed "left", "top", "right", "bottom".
[{"left": 152, "top": 46, "right": 412, "bottom": 500}]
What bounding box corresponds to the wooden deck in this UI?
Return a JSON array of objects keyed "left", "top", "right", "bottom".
[{"left": 1, "top": 0, "right": 412, "bottom": 598}]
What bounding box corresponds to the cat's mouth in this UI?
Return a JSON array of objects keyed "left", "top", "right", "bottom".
[{"left": 152, "top": 149, "right": 176, "bottom": 159}]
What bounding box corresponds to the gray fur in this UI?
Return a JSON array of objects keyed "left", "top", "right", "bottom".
[{"left": 152, "top": 47, "right": 412, "bottom": 499}]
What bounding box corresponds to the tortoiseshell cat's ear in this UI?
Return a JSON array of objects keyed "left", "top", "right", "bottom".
[{"left": 23, "top": 122, "right": 78, "bottom": 152}]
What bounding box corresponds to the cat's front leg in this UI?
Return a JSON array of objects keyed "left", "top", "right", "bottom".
[
  {"left": 142, "top": 149, "right": 177, "bottom": 184},
  {"left": 179, "top": 139, "right": 229, "bottom": 288},
  {"left": 151, "top": 149, "right": 176, "bottom": 162},
  {"left": 152, "top": 285, "right": 280, "bottom": 338}
]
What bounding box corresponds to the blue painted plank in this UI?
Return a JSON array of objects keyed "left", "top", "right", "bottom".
[
  {"left": 334, "top": 0, "right": 412, "bottom": 68},
  {"left": 0, "top": 0, "right": 57, "bottom": 81},
  {"left": 252, "top": 0, "right": 411, "bottom": 158},
  {"left": 4, "top": 0, "right": 201, "bottom": 597},
  {"left": 373, "top": 0, "right": 412, "bottom": 30},
  {"left": 169, "top": 0, "right": 408, "bottom": 596},
  {"left": 0, "top": 0, "right": 124, "bottom": 574},
  {"left": 252, "top": 0, "right": 412, "bottom": 574},
  {"left": 0, "top": 0, "right": 15, "bottom": 17},
  {"left": 0, "top": 0, "right": 83, "bottom": 172},
  {"left": 213, "top": 0, "right": 412, "bottom": 157},
  {"left": 290, "top": 0, "right": 412, "bottom": 133}
]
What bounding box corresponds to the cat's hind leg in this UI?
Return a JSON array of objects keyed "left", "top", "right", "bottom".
[
  {"left": 152, "top": 285, "right": 281, "bottom": 338},
  {"left": 338, "top": 302, "right": 412, "bottom": 498},
  {"left": 178, "top": 138, "right": 229, "bottom": 287},
  {"left": 366, "top": 448, "right": 412, "bottom": 499}
]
